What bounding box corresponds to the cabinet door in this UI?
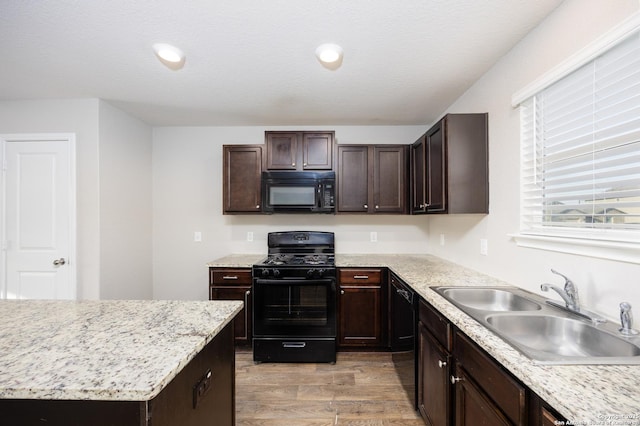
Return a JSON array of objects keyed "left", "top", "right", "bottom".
[
  {"left": 418, "top": 322, "right": 451, "bottom": 426},
  {"left": 209, "top": 268, "right": 253, "bottom": 345},
  {"left": 411, "top": 135, "right": 427, "bottom": 214},
  {"left": 453, "top": 364, "right": 511, "bottom": 426},
  {"left": 223, "top": 145, "right": 263, "bottom": 213},
  {"left": 337, "top": 145, "right": 370, "bottom": 212},
  {"left": 338, "top": 269, "right": 385, "bottom": 348},
  {"left": 373, "top": 145, "right": 408, "bottom": 214},
  {"left": 529, "top": 393, "right": 567, "bottom": 426},
  {"left": 210, "top": 287, "right": 251, "bottom": 344},
  {"left": 266, "top": 132, "right": 298, "bottom": 170},
  {"left": 303, "top": 132, "right": 333, "bottom": 170},
  {"left": 426, "top": 120, "right": 446, "bottom": 213}
]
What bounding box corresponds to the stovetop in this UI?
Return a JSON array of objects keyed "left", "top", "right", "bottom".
[{"left": 258, "top": 253, "right": 335, "bottom": 267}]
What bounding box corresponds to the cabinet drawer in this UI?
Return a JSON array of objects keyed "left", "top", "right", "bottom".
[
  {"left": 419, "top": 299, "right": 451, "bottom": 351},
  {"left": 339, "top": 269, "right": 382, "bottom": 284},
  {"left": 454, "top": 331, "right": 526, "bottom": 425},
  {"left": 210, "top": 268, "right": 252, "bottom": 285}
]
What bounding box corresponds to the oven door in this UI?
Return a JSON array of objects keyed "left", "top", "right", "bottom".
[{"left": 253, "top": 278, "right": 336, "bottom": 338}]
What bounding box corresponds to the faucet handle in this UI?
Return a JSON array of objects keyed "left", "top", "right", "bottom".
[{"left": 551, "top": 269, "right": 573, "bottom": 287}]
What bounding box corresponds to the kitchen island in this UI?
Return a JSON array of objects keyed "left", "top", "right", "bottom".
[
  {"left": 0, "top": 299, "right": 242, "bottom": 426},
  {"left": 208, "top": 253, "right": 640, "bottom": 425}
]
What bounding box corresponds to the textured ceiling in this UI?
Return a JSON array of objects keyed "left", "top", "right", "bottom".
[{"left": 0, "top": 0, "right": 562, "bottom": 126}]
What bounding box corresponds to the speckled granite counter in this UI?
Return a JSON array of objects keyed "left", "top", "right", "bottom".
[
  {"left": 208, "top": 253, "right": 640, "bottom": 424},
  {"left": 0, "top": 299, "right": 242, "bottom": 401}
]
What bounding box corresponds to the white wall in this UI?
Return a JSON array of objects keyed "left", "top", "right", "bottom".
[
  {"left": 0, "top": 99, "right": 102, "bottom": 299},
  {"left": 428, "top": 0, "right": 640, "bottom": 320},
  {"left": 151, "top": 125, "right": 429, "bottom": 300},
  {"left": 0, "top": 99, "right": 153, "bottom": 300},
  {"left": 98, "top": 100, "right": 153, "bottom": 299}
]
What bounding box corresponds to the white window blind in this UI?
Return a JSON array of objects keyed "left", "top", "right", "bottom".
[{"left": 520, "top": 30, "right": 640, "bottom": 237}]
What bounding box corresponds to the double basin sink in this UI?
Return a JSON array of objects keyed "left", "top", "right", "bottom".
[{"left": 432, "top": 286, "right": 640, "bottom": 364}]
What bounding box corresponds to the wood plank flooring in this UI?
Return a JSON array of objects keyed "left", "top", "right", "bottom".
[{"left": 235, "top": 350, "right": 424, "bottom": 426}]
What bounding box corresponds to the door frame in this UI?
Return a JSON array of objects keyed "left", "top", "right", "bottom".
[{"left": 0, "top": 133, "right": 77, "bottom": 299}]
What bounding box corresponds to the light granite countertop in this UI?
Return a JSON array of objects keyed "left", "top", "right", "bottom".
[
  {"left": 0, "top": 299, "right": 242, "bottom": 401},
  {"left": 208, "top": 253, "right": 640, "bottom": 424}
]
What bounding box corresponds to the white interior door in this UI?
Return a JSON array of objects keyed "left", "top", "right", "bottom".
[{"left": 1, "top": 134, "right": 76, "bottom": 299}]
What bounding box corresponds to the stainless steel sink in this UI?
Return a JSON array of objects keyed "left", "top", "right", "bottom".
[
  {"left": 486, "top": 314, "right": 640, "bottom": 361},
  {"left": 439, "top": 287, "right": 542, "bottom": 312},
  {"left": 432, "top": 286, "right": 640, "bottom": 364}
]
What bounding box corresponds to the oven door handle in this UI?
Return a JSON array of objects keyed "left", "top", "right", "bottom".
[{"left": 254, "top": 278, "right": 335, "bottom": 286}]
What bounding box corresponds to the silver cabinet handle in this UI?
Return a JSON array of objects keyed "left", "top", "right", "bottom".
[
  {"left": 341, "top": 290, "right": 345, "bottom": 294},
  {"left": 353, "top": 275, "right": 369, "bottom": 279},
  {"left": 222, "top": 276, "right": 238, "bottom": 280},
  {"left": 450, "top": 375, "right": 464, "bottom": 384},
  {"left": 53, "top": 258, "right": 66, "bottom": 266},
  {"left": 364, "top": 204, "right": 368, "bottom": 209},
  {"left": 438, "top": 360, "right": 447, "bottom": 368}
]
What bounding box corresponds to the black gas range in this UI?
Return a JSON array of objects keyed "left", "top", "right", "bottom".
[{"left": 252, "top": 231, "right": 337, "bottom": 363}]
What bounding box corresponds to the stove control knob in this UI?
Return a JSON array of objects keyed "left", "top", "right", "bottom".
[
  {"left": 261, "top": 268, "right": 270, "bottom": 278},
  {"left": 306, "top": 269, "right": 316, "bottom": 279},
  {"left": 272, "top": 269, "right": 281, "bottom": 278},
  {"left": 317, "top": 269, "right": 325, "bottom": 278}
]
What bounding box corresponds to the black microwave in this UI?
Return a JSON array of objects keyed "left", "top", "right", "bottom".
[{"left": 262, "top": 171, "right": 335, "bottom": 214}]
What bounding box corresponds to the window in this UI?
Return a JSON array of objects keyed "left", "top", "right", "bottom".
[{"left": 519, "top": 30, "right": 640, "bottom": 242}]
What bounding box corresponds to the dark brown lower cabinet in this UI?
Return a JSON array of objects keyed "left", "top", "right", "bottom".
[
  {"left": 418, "top": 298, "right": 567, "bottom": 426},
  {"left": 209, "top": 267, "right": 252, "bottom": 345},
  {"left": 453, "top": 365, "right": 511, "bottom": 426},
  {"left": 0, "top": 322, "right": 236, "bottom": 426},
  {"left": 529, "top": 392, "right": 567, "bottom": 426},
  {"left": 338, "top": 268, "right": 387, "bottom": 348},
  {"left": 418, "top": 321, "right": 451, "bottom": 426}
]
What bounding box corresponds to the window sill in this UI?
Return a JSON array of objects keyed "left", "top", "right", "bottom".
[{"left": 509, "top": 233, "right": 640, "bottom": 265}]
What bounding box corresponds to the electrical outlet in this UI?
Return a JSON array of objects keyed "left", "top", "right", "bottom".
[
  {"left": 247, "top": 232, "right": 254, "bottom": 242},
  {"left": 440, "top": 234, "right": 445, "bottom": 246},
  {"left": 370, "top": 232, "right": 378, "bottom": 242},
  {"left": 194, "top": 231, "right": 202, "bottom": 242},
  {"left": 480, "top": 239, "right": 488, "bottom": 256}
]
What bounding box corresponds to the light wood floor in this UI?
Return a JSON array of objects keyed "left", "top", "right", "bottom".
[{"left": 235, "top": 350, "right": 424, "bottom": 426}]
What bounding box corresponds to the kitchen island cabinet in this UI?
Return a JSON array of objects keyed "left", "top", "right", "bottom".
[{"left": 0, "top": 300, "right": 242, "bottom": 426}]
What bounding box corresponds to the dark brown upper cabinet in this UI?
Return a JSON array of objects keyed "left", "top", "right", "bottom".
[
  {"left": 265, "top": 131, "right": 334, "bottom": 171},
  {"left": 412, "top": 113, "right": 489, "bottom": 214},
  {"left": 222, "top": 145, "right": 264, "bottom": 214},
  {"left": 337, "top": 144, "right": 408, "bottom": 214}
]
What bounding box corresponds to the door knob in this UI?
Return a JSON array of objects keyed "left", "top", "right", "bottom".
[
  {"left": 438, "top": 360, "right": 447, "bottom": 368},
  {"left": 53, "top": 258, "right": 66, "bottom": 266}
]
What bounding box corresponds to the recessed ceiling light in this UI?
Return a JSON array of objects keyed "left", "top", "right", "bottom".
[
  {"left": 315, "top": 43, "right": 344, "bottom": 70},
  {"left": 152, "top": 43, "right": 185, "bottom": 70}
]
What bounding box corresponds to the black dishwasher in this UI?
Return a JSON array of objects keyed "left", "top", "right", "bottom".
[{"left": 389, "top": 272, "right": 417, "bottom": 410}]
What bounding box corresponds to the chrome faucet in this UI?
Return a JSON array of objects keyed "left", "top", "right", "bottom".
[
  {"left": 540, "top": 269, "right": 580, "bottom": 312},
  {"left": 619, "top": 302, "right": 639, "bottom": 336}
]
